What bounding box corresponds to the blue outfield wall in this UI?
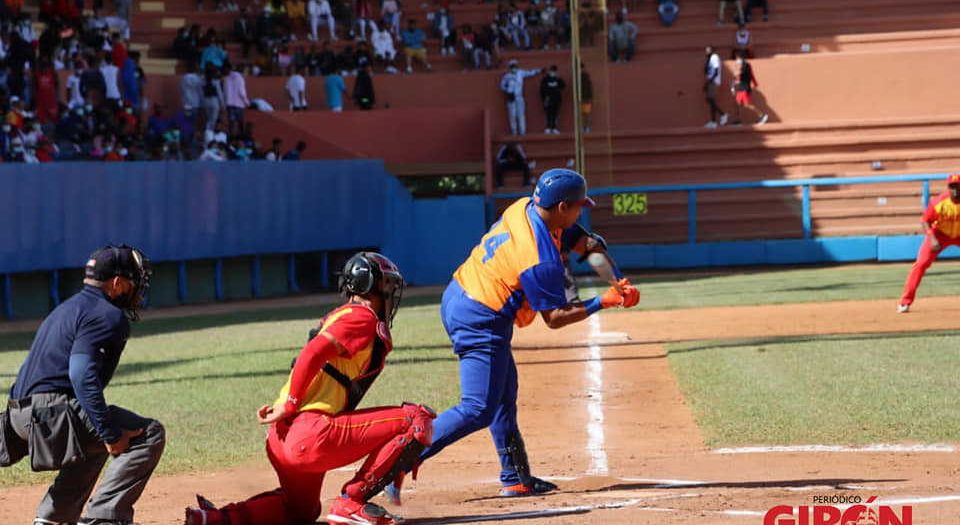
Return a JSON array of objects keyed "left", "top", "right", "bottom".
[
  {"left": 0, "top": 161, "right": 484, "bottom": 288},
  {"left": 571, "top": 235, "right": 958, "bottom": 273}
]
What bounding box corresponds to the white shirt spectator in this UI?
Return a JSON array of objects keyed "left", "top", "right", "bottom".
[
  {"left": 100, "top": 63, "right": 121, "bottom": 100},
  {"left": 706, "top": 52, "right": 722, "bottom": 86},
  {"left": 199, "top": 145, "right": 227, "bottom": 161},
  {"left": 286, "top": 73, "right": 308, "bottom": 110},
  {"left": 66, "top": 73, "right": 84, "bottom": 108},
  {"left": 372, "top": 28, "right": 396, "bottom": 60},
  {"left": 180, "top": 72, "right": 204, "bottom": 110}
]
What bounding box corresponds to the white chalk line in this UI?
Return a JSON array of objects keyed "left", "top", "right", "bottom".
[
  {"left": 585, "top": 315, "right": 609, "bottom": 476},
  {"left": 713, "top": 443, "right": 957, "bottom": 454}
]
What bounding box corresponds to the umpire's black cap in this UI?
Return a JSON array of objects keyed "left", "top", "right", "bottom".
[{"left": 85, "top": 244, "right": 149, "bottom": 283}]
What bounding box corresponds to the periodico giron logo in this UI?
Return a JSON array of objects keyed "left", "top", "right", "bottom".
[{"left": 764, "top": 495, "right": 913, "bottom": 525}]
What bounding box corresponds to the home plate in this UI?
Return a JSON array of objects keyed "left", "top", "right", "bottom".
[{"left": 581, "top": 331, "right": 632, "bottom": 345}]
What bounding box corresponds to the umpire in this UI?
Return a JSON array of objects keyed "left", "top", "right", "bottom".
[{"left": 1, "top": 245, "right": 165, "bottom": 525}]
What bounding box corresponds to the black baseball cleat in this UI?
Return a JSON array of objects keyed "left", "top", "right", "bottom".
[
  {"left": 78, "top": 519, "right": 140, "bottom": 525},
  {"left": 498, "top": 477, "right": 559, "bottom": 497}
]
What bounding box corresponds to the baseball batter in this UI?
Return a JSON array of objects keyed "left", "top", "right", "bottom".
[
  {"left": 898, "top": 174, "right": 960, "bottom": 313},
  {"left": 184, "top": 253, "right": 435, "bottom": 525},
  {"left": 388, "top": 169, "right": 640, "bottom": 502}
]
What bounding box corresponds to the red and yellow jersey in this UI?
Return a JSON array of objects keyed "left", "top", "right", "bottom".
[
  {"left": 923, "top": 191, "right": 960, "bottom": 239},
  {"left": 453, "top": 197, "right": 568, "bottom": 327},
  {"left": 275, "top": 304, "right": 384, "bottom": 415}
]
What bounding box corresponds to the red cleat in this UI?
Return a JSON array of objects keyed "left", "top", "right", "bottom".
[{"left": 327, "top": 496, "right": 400, "bottom": 525}]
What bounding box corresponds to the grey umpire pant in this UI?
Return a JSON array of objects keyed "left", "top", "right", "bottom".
[{"left": 9, "top": 393, "right": 165, "bottom": 523}]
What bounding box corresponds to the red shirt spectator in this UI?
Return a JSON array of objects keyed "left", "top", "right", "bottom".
[
  {"left": 113, "top": 39, "right": 129, "bottom": 68},
  {"left": 34, "top": 64, "right": 59, "bottom": 124}
]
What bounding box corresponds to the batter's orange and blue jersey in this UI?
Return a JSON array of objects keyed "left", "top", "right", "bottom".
[
  {"left": 923, "top": 191, "right": 960, "bottom": 239},
  {"left": 442, "top": 198, "right": 568, "bottom": 352}
]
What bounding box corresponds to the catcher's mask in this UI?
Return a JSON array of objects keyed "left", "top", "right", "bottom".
[
  {"left": 338, "top": 252, "right": 405, "bottom": 327},
  {"left": 85, "top": 244, "right": 153, "bottom": 321}
]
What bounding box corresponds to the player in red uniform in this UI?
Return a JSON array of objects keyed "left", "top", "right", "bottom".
[
  {"left": 898, "top": 174, "right": 960, "bottom": 312},
  {"left": 184, "top": 252, "right": 435, "bottom": 525}
]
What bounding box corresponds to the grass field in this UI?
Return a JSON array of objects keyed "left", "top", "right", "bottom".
[
  {"left": 668, "top": 331, "right": 960, "bottom": 446},
  {"left": 2, "top": 261, "right": 960, "bottom": 486}
]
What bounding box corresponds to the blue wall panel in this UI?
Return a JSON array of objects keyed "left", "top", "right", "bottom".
[{"left": 0, "top": 161, "right": 477, "bottom": 286}]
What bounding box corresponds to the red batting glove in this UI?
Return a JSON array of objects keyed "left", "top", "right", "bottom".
[
  {"left": 600, "top": 285, "right": 624, "bottom": 309},
  {"left": 620, "top": 283, "right": 640, "bottom": 308}
]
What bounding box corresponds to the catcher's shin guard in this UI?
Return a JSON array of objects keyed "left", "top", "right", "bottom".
[{"left": 342, "top": 403, "right": 436, "bottom": 503}]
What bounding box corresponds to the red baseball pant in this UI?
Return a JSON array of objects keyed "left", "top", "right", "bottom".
[
  {"left": 215, "top": 405, "right": 428, "bottom": 525},
  {"left": 900, "top": 231, "right": 960, "bottom": 306}
]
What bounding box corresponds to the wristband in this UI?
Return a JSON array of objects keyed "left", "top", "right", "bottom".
[{"left": 584, "top": 296, "right": 602, "bottom": 315}]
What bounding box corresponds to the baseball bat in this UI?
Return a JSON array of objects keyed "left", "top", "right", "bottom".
[{"left": 587, "top": 252, "right": 624, "bottom": 292}]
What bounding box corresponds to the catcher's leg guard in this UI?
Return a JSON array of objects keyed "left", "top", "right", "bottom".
[
  {"left": 184, "top": 490, "right": 291, "bottom": 525},
  {"left": 342, "top": 403, "right": 436, "bottom": 503}
]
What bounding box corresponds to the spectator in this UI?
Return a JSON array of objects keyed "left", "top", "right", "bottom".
[
  {"left": 371, "top": 24, "right": 399, "bottom": 73},
  {"left": 286, "top": 0, "right": 307, "bottom": 39},
  {"left": 658, "top": 0, "right": 680, "bottom": 27},
  {"left": 731, "top": 55, "right": 768, "bottom": 125},
  {"left": 353, "top": 64, "right": 375, "bottom": 109},
  {"left": 34, "top": 59, "right": 58, "bottom": 124},
  {"left": 308, "top": 0, "right": 336, "bottom": 41},
  {"left": 580, "top": 63, "right": 593, "bottom": 133},
  {"left": 228, "top": 136, "right": 253, "bottom": 159},
  {"left": 235, "top": 8, "right": 257, "bottom": 57},
  {"left": 474, "top": 24, "right": 498, "bottom": 70},
  {"left": 703, "top": 45, "right": 727, "bottom": 128},
  {"left": 608, "top": 12, "right": 637, "bottom": 63},
  {"left": 199, "top": 37, "right": 227, "bottom": 71},
  {"left": 204, "top": 120, "right": 229, "bottom": 147},
  {"left": 540, "top": 65, "right": 564, "bottom": 134},
  {"left": 180, "top": 62, "right": 204, "bottom": 120},
  {"left": 286, "top": 66, "right": 308, "bottom": 110},
  {"left": 121, "top": 51, "right": 144, "bottom": 111},
  {"left": 65, "top": 61, "right": 84, "bottom": 109},
  {"left": 505, "top": 5, "right": 529, "bottom": 50},
  {"left": 744, "top": 0, "right": 768, "bottom": 22},
  {"left": 718, "top": 0, "right": 743, "bottom": 24},
  {"left": 282, "top": 140, "right": 306, "bottom": 160},
  {"left": 401, "top": 19, "right": 431, "bottom": 74},
  {"left": 540, "top": 0, "right": 560, "bottom": 50},
  {"left": 381, "top": 0, "right": 401, "bottom": 38},
  {"left": 316, "top": 39, "right": 337, "bottom": 75},
  {"left": 495, "top": 142, "right": 531, "bottom": 187},
  {"left": 356, "top": 40, "right": 373, "bottom": 68},
  {"left": 265, "top": 137, "right": 282, "bottom": 160},
  {"left": 80, "top": 58, "right": 106, "bottom": 107},
  {"left": 201, "top": 65, "right": 225, "bottom": 132},
  {"left": 337, "top": 45, "right": 357, "bottom": 75},
  {"left": 111, "top": 32, "right": 128, "bottom": 66},
  {"left": 732, "top": 21, "right": 752, "bottom": 58},
  {"left": 434, "top": 7, "right": 456, "bottom": 56},
  {"left": 354, "top": 0, "right": 375, "bottom": 41},
  {"left": 146, "top": 103, "right": 173, "bottom": 145},
  {"left": 199, "top": 140, "right": 228, "bottom": 160},
  {"left": 579, "top": 1, "right": 602, "bottom": 46},
  {"left": 99, "top": 54, "right": 121, "bottom": 106},
  {"left": 223, "top": 62, "right": 250, "bottom": 134},
  {"left": 499, "top": 59, "right": 541, "bottom": 136},
  {"left": 324, "top": 69, "right": 346, "bottom": 111}
]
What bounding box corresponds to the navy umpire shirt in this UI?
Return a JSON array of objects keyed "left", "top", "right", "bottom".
[{"left": 10, "top": 285, "right": 129, "bottom": 443}]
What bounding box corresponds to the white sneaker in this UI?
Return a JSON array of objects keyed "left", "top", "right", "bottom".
[
  {"left": 405, "top": 66, "right": 413, "bottom": 74},
  {"left": 704, "top": 121, "right": 718, "bottom": 129},
  {"left": 719, "top": 114, "right": 729, "bottom": 126},
  {"left": 757, "top": 114, "right": 769, "bottom": 125},
  {"left": 897, "top": 304, "right": 910, "bottom": 313},
  {"left": 544, "top": 128, "right": 551, "bottom": 134}
]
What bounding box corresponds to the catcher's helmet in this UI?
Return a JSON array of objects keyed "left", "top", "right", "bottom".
[{"left": 338, "top": 252, "right": 405, "bottom": 326}]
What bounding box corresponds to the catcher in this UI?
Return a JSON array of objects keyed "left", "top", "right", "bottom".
[
  {"left": 388, "top": 169, "right": 640, "bottom": 503},
  {"left": 184, "top": 252, "right": 435, "bottom": 525}
]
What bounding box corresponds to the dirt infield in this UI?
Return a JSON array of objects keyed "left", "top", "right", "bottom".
[{"left": 2, "top": 297, "right": 960, "bottom": 524}]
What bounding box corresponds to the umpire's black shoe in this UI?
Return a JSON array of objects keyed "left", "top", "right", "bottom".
[{"left": 78, "top": 519, "right": 140, "bottom": 525}]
